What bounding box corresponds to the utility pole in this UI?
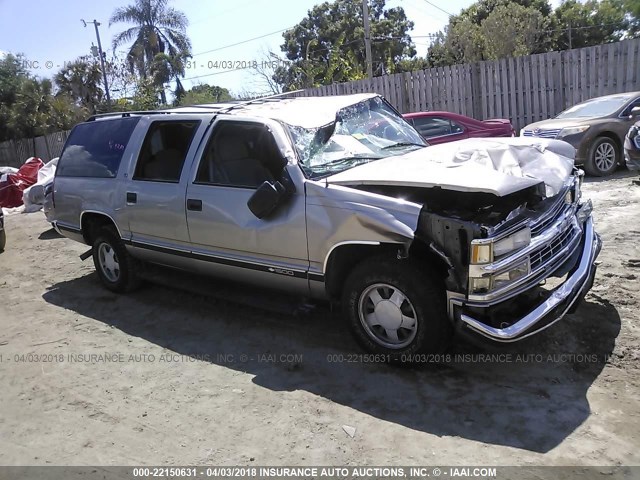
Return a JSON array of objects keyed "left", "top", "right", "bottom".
[
  {"left": 363, "top": 0, "right": 373, "bottom": 79},
  {"left": 568, "top": 22, "right": 572, "bottom": 50},
  {"left": 82, "top": 19, "right": 111, "bottom": 107}
]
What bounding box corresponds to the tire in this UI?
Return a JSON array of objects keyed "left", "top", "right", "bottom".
[
  {"left": 342, "top": 257, "right": 452, "bottom": 360},
  {"left": 584, "top": 137, "right": 619, "bottom": 177},
  {"left": 0, "top": 229, "right": 5, "bottom": 252},
  {"left": 92, "top": 226, "right": 140, "bottom": 293}
]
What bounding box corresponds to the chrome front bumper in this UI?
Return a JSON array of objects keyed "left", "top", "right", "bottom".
[{"left": 457, "top": 215, "right": 601, "bottom": 342}]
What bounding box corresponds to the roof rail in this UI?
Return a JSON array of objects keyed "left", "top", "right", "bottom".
[
  {"left": 85, "top": 90, "right": 305, "bottom": 121},
  {"left": 215, "top": 89, "right": 304, "bottom": 114},
  {"left": 85, "top": 111, "right": 171, "bottom": 122}
]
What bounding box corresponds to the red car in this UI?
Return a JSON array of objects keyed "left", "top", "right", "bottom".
[{"left": 403, "top": 111, "right": 515, "bottom": 145}]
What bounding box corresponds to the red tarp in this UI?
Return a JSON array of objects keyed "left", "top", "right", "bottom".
[{"left": 0, "top": 158, "right": 44, "bottom": 208}]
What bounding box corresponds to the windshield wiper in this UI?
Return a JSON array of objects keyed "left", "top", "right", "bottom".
[{"left": 382, "top": 142, "right": 425, "bottom": 150}]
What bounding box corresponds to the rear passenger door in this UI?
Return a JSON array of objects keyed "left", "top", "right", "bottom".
[
  {"left": 124, "top": 117, "right": 207, "bottom": 257},
  {"left": 184, "top": 117, "right": 310, "bottom": 294}
]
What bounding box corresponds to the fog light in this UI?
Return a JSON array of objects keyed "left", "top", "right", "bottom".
[
  {"left": 470, "top": 277, "right": 492, "bottom": 293},
  {"left": 493, "top": 259, "right": 530, "bottom": 289}
]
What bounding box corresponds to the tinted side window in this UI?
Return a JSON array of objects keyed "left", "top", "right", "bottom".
[
  {"left": 133, "top": 121, "right": 200, "bottom": 183},
  {"left": 412, "top": 117, "right": 452, "bottom": 138},
  {"left": 621, "top": 98, "right": 640, "bottom": 117},
  {"left": 450, "top": 119, "right": 464, "bottom": 134},
  {"left": 57, "top": 117, "right": 140, "bottom": 178},
  {"left": 195, "top": 121, "right": 286, "bottom": 188}
]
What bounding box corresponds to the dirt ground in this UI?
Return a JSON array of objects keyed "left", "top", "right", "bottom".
[{"left": 0, "top": 171, "right": 639, "bottom": 467}]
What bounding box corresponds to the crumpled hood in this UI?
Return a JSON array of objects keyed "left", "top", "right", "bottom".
[{"left": 325, "top": 137, "right": 575, "bottom": 198}]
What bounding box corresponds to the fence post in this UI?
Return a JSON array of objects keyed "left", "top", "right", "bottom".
[{"left": 470, "top": 62, "right": 482, "bottom": 119}]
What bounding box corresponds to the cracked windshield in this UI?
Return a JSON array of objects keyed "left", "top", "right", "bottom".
[{"left": 289, "top": 97, "right": 426, "bottom": 178}]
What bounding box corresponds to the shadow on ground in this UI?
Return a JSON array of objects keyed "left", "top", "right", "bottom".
[
  {"left": 43, "top": 270, "right": 620, "bottom": 454},
  {"left": 38, "top": 228, "right": 64, "bottom": 240},
  {"left": 583, "top": 168, "right": 637, "bottom": 183}
]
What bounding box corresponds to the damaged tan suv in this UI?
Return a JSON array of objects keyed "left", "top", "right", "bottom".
[{"left": 50, "top": 94, "right": 601, "bottom": 360}]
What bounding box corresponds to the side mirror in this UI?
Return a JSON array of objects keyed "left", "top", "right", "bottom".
[
  {"left": 631, "top": 106, "right": 640, "bottom": 118},
  {"left": 247, "top": 181, "right": 287, "bottom": 219}
]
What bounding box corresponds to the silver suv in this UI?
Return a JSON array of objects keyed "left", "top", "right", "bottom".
[{"left": 51, "top": 94, "right": 601, "bottom": 360}]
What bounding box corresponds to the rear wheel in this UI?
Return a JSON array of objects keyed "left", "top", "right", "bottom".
[
  {"left": 92, "top": 227, "right": 140, "bottom": 292},
  {"left": 343, "top": 257, "right": 451, "bottom": 360},
  {"left": 585, "top": 137, "right": 618, "bottom": 176}
]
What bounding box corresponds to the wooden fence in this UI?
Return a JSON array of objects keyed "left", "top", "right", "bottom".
[
  {"left": 298, "top": 38, "right": 640, "bottom": 131},
  {"left": 0, "top": 130, "right": 70, "bottom": 168}
]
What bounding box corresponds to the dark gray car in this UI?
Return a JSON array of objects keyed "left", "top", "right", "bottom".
[{"left": 521, "top": 91, "right": 640, "bottom": 176}]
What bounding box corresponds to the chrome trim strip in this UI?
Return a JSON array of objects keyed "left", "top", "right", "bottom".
[
  {"left": 126, "top": 239, "right": 313, "bottom": 280},
  {"left": 460, "top": 216, "right": 599, "bottom": 341}
]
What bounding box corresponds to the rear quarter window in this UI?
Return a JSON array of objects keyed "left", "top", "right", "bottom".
[{"left": 56, "top": 117, "right": 141, "bottom": 178}]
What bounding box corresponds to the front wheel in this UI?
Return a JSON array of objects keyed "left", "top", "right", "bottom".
[
  {"left": 584, "top": 137, "right": 618, "bottom": 176},
  {"left": 343, "top": 258, "right": 451, "bottom": 359},
  {"left": 92, "top": 227, "right": 140, "bottom": 293}
]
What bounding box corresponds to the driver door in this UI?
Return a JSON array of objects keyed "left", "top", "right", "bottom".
[{"left": 185, "top": 117, "right": 310, "bottom": 294}]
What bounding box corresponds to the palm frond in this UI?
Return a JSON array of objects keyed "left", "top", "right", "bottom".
[{"left": 112, "top": 26, "right": 140, "bottom": 50}]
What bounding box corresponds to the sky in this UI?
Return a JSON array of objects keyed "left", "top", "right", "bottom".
[{"left": 0, "top": 0, "right": 562, "bottom": 97}]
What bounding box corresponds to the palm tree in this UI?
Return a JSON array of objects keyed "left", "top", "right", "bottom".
[
  {"left": 110, "top": 0, "right": 191, "bottom": 102},
  {"left": 149, "top": 51, "right": 188, "bottom": 104},
  {"left": 54, "top": 57, "right": 103, "bottom": 113}
]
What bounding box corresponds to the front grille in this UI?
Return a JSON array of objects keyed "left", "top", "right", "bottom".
[
  {"left": 530, "top": 224, "right": 579, "bottom": 271},
  {"left": 530, "top": 192, "right": 572, "bottom": 237},
  {"left": 523, "top": 128, "right": 561, "bottom": 139}
]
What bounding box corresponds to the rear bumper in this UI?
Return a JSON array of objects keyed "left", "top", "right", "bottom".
[{"left": 456, "top": 215, "right": 601, "bottom": 342}]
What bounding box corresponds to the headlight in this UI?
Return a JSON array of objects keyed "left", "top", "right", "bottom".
[
  {"left": 519, "top": 128, "right": 525, "bottom": 137},
  {"left": 557, "top": 125, "right": 590, "bottom": 138},
  {"left": 492, "top": 227, "right": 531, "bottom": 257},
  {"left": 470, "top": 227, "right": 531, "bottom": 265},
  {"left": 469, "top": 228, "right": 532, "bottom": 294}
]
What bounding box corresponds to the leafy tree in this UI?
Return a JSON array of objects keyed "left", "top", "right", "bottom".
[
  {"left": 110, "top": 0, "right": 191, "bottom": 102},
  {"left": 47, "top": 95, "right": 87, "bottom": 131},
  {"left": 626, "top": 0, "right": 640, "bottom": 37},
  {"left": 130, "top": 77, "right": 162, "bottom": 110},
  {"left": 554, "top": 0, "right": 629, "bottom": 50},
  {"left": 0, "top": 53, "right": 85, "bottom": 141},
  {"left": 427, "top": 0, "right": 637, "bottom": 66},
  {"left": 178, "top": 84, "right": 233, "bottom": 106},
  {"left": 482, "top": 3, "right": 547, "bottom": 59},
  {"left": 54, "top": 57, "right": 104, "bottom": 113},
  {"left": 427, "top": 0, "right": 554, "bottom": 66},
  {"left": 275, "top": 0, "right": 415, "bottom": 90}
]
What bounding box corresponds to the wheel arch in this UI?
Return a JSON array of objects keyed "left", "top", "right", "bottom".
[
  {"left": 80, "top": 211, "right": 121, "bottom": 246},
  {"left": 594, "top": 132, "right": 623, "bottom": 160},
  {"left": 323, "top": 238, "right": 450, "bottom": 300}
]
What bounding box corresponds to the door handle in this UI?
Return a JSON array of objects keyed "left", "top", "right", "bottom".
[
  {"left": 126, "top": 192, "right": 137, "bottom": 204},
  {"left": 187, "top": 198, "right": 202, "bottom": 211}
]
